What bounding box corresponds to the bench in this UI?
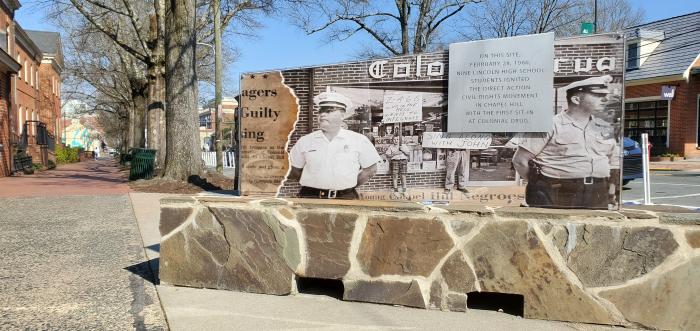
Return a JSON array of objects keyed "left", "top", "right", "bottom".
[{"left": 13, "top": 155, "right": 33, "bottom": 175}]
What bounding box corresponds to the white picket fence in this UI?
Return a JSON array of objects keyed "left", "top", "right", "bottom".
[{"left": 202, "top": 151, "right": 235, "bottom": 168}]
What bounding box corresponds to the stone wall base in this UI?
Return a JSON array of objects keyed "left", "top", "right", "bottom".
[{"left": 159, "top": 197, "right": 700, "bottom": 330}]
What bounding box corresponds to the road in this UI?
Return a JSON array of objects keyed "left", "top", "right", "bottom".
[{"left": 622, "top": 170, "right": 700, "bottom": 210}]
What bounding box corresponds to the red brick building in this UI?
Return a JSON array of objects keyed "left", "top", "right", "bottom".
[
  {"left": 0, "top": 0, "right": 22, "bottom": 177},
  {"left": 27, "top": 29, "right": 63, "bottom": 158},
  {"left": 0, "top": 0, "right": 62, "bottom": 177},
  {"left": 624, "top": 11, "right": 700, "bottom": 158}
]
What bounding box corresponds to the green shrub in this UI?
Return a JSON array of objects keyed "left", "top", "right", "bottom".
[
  {"left": 47, "top": 160, "right": 56, "bottom": 169},
  {"left": 56, "top": 145, "right": 80, "bottom": 164},
  {"left": 32, "top": 163, "right": 44, "bottom": 170}
]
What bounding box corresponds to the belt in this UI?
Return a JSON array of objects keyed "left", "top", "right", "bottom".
[
  {"left": 300, "top": 186, "right": 355, "bottom": 199},
  {"left": 536, "top": 174, "right": 608, "bottom": 185}
]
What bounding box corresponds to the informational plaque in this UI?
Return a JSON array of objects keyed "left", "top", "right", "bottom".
[
  {"left": 239, "top": 71, "right": 298, "bottom": 195},
  {"left": 448, "top": 33, "right": 554, "bottom": 132},
  {"left": 382, "top": 91, "right": 423, "bottom": 123},
  {"left": 421, "top": 132, "right": 492, "bottom": 150}
]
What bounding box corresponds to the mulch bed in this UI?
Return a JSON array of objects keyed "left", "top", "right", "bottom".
[{"left": 128, "top": 168, "right": 235, "bottom": 194}]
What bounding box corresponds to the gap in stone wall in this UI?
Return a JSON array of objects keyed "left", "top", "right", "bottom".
[
  {"left": 296, "top": 277, "right": 344, "bottom": 300},
  {"left": 467, "top": 292, "right": 524, "bottom": 317}
]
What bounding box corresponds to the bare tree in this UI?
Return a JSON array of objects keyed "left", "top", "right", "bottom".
[
  {"left": 43, "top": 0, "right": 271, "bottom": 168},
  {"left": 463, "top": 0, "right": 643, "bottom": 40},
  {"left": 163, "top": 0, "right": 202, "bottom": 180},
  {"left": 55, "top": 13, "right": 148, "bottom": 153},
  {"left": 289, "top": 0, "right": 481, "bottom": 57},
  {"left": 578, "top": 0, "right": 644, "bottom": 34},
  {"left": 39, "top": 0, "right": 273, "bottom": 180}
]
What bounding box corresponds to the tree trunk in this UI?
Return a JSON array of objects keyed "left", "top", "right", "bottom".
[
  {"left": 163, "top": 0, "right": 201, "bottom": 181},
  {"left": 148, "top": 4, "right": 167, "bottom": 169},
  {"left": 132, "top": 92, "right": 147, "bottom": 148},
  {"left": 214, "top": 0, "right": 223, "bottom": 173},
  {"left": 127, "top": 106, "right": 135, "bottom": 149}
]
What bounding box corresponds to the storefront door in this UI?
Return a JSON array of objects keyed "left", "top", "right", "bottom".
[{"left": 624, "top": 99, "right": 669, "bottom": 155}]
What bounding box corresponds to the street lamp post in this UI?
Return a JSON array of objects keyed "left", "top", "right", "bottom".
[
  {"left": 197, "top": 1, "right": 223, "bottom": 174},
  {"left": 214, "top": 0, "right": 223, "bottom": 173}
]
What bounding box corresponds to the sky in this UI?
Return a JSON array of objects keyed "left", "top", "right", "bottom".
[{"left": 13, "top": 0, "right": 700, "bottom": 99}]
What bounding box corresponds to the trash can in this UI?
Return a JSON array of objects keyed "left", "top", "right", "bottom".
[{"left": 129, "top": 148, "right": 157, "bottom": 180}]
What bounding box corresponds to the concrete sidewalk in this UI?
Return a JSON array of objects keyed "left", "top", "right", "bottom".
[{"left": 129, "top": 192, "right": 622, "bottom": 331}]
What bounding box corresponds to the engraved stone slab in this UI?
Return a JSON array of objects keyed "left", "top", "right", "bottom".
[
  {"left": 557, "top": 225, "right": 678, "bottom": 287},
  {"left": 686, "top": 230, "right": 700, "bottom": 249},
  {"left": 344, "top": 280, "right": 426, "bottom": 308},
  {"left": 441, "top": 251, "right": 477, "bottom": 293},
  {"left": 159, "top": 206, "right": 193, "bottom": 236},
  {"left": 600, "top": 256, "right": 700, "bottom": 330},
  {"left": 358, "top": 216, "right": 453, "bottom": 277},
  {"left": 160, "top": 207, "right": 296, "bottom": 295},
  {"left": 462, "top": 221, "right": 615, "bottom": 324},
  {"left": 297, "top": 211, "right": 357, "bottom": 279},
  {"left": 160, "top": 208, "right": 230, "bottom": 287}
]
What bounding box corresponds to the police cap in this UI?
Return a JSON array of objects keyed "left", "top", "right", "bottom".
[
  {"left": 314, "top": 86, "right": 352, "bottom": 111},
  {"left": 563, "top": 75, "right": 613, "bottom": 95}
]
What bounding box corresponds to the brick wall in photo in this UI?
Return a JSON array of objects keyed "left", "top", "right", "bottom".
[{"left": 269, "top": 35, "right": 625, "bottom": 198}]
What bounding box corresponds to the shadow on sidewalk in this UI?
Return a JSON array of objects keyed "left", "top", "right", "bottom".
[{"left": 125, "top": 259, "right": 160, "bottom": 285}]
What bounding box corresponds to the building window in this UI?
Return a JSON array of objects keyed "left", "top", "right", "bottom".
[
  {"left": 697, "top": 95, "right": 700, "bottom": 147},
  {"left": 627, "top": 42, "right": 639, "bottom": 70},
  {"left": 0, "top": 26, "right": 7, "bottom": 53},
  {"left": 24, "top": 60, "right": 28, "bottom": 81},
  {"left": 17, "top": 55, "right": 21, "bottom": 79},
  {"left": 18, "top": 106, "right": 22, "bottom": 132},
  {"left": 625, "top": 100, "right": 669, "bottom": 155},
  {"left": 30, "top": 64, "right": 33, "bottom": 86}
]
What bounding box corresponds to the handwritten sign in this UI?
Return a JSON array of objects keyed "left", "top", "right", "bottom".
[
  {"left": 421, "top": 132, "right": 492, "bottom": 149},
  {"left": 383, "top": 91, "right": 422, "bottom": 123}
]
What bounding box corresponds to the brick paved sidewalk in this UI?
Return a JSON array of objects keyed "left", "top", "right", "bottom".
[{"left": 0, "top": 158, "right": 131, "bottom": 197}]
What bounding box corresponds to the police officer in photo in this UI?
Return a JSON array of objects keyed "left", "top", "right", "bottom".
[
  {"left": 513, "top": 75, "right": 619, "bottom": 209},
  {"left": 287, "top": 87, "right": 381, "bottom": 199}
]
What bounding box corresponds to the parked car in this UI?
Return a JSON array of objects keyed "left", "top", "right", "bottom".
[{"left": 622, "top": 137, "right": 643, "bottom": 186}]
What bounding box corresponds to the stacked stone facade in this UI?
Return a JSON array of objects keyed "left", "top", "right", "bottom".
[{"left": 160, "top": 197, "right": 700, "bottom": 330}]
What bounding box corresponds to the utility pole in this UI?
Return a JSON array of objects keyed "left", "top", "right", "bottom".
[
  {"left": 214, "top": 0, "right": 223, "bottom": 173},
  {"left": 593, "top": 0, "right": 598, "bottom": 33}
]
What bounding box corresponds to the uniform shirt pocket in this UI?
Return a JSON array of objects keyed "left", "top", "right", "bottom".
[
  {"left": 591, "top": 135, "right": 615, "bottom": 156},
  {"left": 303, "top": 149, "right": 324, "bottom": 172},
  {"left": 551, "top": 130, "right": 581, "bottom": 155}
]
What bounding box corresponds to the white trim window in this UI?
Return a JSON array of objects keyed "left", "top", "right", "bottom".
[
  {"left": 17, "top": 106, "right": 22, "bottom": 133},
  {"left": 697, "top": 95, "right": 700, "bottom": 148}
]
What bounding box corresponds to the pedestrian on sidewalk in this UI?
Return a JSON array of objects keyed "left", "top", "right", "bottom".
[{"left": 93, "top": 146, "right": 100, "bottom": 159}]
